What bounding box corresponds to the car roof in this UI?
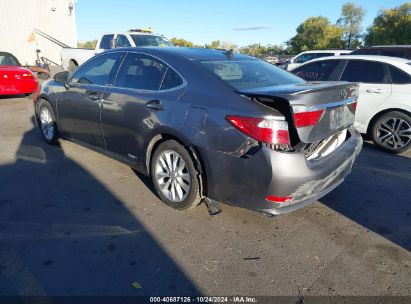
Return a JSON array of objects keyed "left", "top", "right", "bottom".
[
  {"left": 105, "top": 47, "right": 255, "bottom": 61},
  {"left": 298, "top": 50, "right": 352, "bottom": 54},
  {"left": 311, "top": 54, "right": 411, "bottom": 63}
]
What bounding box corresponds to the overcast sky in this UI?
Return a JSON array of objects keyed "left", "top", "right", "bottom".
[{"left": 75, "top": 0, "right": 405, "bottom": 46}]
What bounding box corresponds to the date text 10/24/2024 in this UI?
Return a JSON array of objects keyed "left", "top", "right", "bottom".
[{"left": 149, "top": 297, "right": 258, "bottom": 303}]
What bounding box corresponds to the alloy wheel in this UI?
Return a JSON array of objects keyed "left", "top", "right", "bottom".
[
  {"left": 154, "top": 150, "right": 191, "bottom": 203},
  {"left": 39, "top": 107, "right": 55, "bottom": 141},
  {"left": 376, "top": 117, "right": 411, "bottom": 150}
]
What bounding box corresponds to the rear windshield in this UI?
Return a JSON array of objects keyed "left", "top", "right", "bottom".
[
  {"left": 201, "top": 60, "right": 304, "bottom": 90},
  {"left": 0, "top": 53, "right": 20, "bottom": 66},
  {"left": 130, "top": 35, "right": 173, "bottom": 47}
]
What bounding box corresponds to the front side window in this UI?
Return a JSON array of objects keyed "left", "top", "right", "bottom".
[
  {"left": 130, "top": 35, "right": 173, "bottom": 47},
  {"left": 201, "top": 60, "right": 304, "bottom": 91},
  {"left": 340, "top": 60, "right": 389, "bottom": 83},
  {"left": 294, "top": 60, "right": 340, "bottom": 81},
  {"left": 114, "top": 53, "right": 168, "bottom": 90},
  {"left": 116, "top": 35, "right": 131, "bottom": 48},
  {"left": 99, "top": 34, "right": 114, "bottom": 49},
  {"left": 0, "top": 52, "right": 20, "bottom": 66},
  {"left": 294, "top": 53, "right": 316, "bottom": 64},
  {"left": 388, "top": 64, "right": 411, "bottom": 84},
  {"left": 71, "top": 52, "right": 122, "bottom": 86}
]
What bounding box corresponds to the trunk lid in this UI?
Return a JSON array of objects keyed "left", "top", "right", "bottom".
[{"left": 238, "top": 81, "right": 358, "bottom": 144}]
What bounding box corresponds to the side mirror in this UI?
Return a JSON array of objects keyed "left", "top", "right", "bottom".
[
  {"left": 110, "top": 38, "right": 116, "bottom": 49},
  {"left": 53, "top": 71, "right": 69, "bottom": 84}
]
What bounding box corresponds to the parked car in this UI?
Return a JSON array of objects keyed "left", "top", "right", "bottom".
[
  {"left": 0, "top": 51, "right": 38, "bottom": 96},
  {"left": 34, "top": 47, "right": 362, "bottom": 215},
  {"left": 279, "top": 50, "right": 352, "bottom": 71},
  {"left": 264, "top": 56, "right": 279, "bottom": 64},
  {"left": 350, "top": 45, "right": 411, "bottom": 60},
  {"left": 61, "top": 29, "right": 173, "bottom": 72},
  {"left": 291, "top": 55, "right": 411, "bottom": 153}
]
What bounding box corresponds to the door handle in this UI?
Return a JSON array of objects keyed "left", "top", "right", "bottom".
[
  {"left": 366, "top": 88, "right": 386, "bottom": 94},
  {"left": 88, "top": 93, "right": 100, "bottom": 102},
  {"left": 145, "top": 99, "right": 163, "bottom": 111}
]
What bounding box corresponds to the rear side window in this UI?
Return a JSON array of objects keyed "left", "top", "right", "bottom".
[
  {"left": 114, "top": 53, "right": 168, "bottom": 90},
  {"left": 160, "top": 68, "right": 184, "bottom": 90},
  {"left": 293, "top": 60, "right": 340, "bottom": 81},
  {"left": 340, "top": 60, "right": 388, "bottom": 83},
  {"left": 388, "top": 64, "right": 411, "bottom": 84},
  {"left": 116, "top": 35, "right": 131, "bottom": 48},
  {"left": 71, "top": 52, "right": 122, "bottom": 85},
  {"left": 99, "top": 34, "right": 114, "bottom": 49}
]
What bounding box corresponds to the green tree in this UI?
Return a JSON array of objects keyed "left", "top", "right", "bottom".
[
  {"left": 205, "top": 40, "right": 222, "bottom": 49},
  {"left": 77, "top": 40, "right": 97, "bottom": 49},
  {"left": 287, "top": 16, "right": 344, "bottom": 53},
  {"left": 364, "top": 3, "right": 411, "bottom": 45},
  {"left": 170, "top": 37, "right": 194, "bottom": 47},
  {"left": 337, "top": 2, "right": 366, "bottom": 48}
]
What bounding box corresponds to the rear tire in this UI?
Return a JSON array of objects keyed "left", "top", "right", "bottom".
[
  {"left": 371, "top": 111, "right": 411, "bottom": 154},
  {"left": 37, "top": 100, "right": 59, "bottom": 145},
  {"left": 150, "top": 140, "right": 201, "bottom": 210}
]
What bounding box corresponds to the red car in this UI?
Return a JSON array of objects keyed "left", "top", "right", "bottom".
[{"left": 0, "top": 52, "right": 38, "bottom": 96}]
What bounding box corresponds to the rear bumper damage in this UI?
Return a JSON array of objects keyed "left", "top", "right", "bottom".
[{"left": 203, "top": 126, "right": 362, "bottom": 215}]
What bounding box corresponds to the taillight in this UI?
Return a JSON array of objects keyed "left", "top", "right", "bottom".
[
  {"left": 293, "top": 109, "right": 325, "bottom": 128},
  {"left": 266, "top": 195, "right": 293, "bottom": 203},
  {"left": 225, "top": 115, "right": 289, "bottom": 145},
  {"left": 353, "top": 101, "right": 358, "bottom": 111},
  {"left": 22, "top": 73, "right": 35, "bottom": 79},
  {"left": 14, "top": 73, "right": 35, "bottom": 80}
]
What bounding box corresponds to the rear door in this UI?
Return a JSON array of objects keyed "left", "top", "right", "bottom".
[
  {"left": 57, "top": 52, "right": 123, "bottom": 148},
  {"left": 339, "top": 60, "right": 392, "bottom": 132},
  {"left": 101, "top": 52, "right": 184, "bottom": 165}
]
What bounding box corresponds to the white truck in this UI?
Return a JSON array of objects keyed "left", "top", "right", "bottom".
[{"left": 61, "top": 29, "right": 173, "bottom": 72}]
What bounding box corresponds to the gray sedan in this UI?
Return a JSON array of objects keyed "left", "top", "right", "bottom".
[{"left": 34, "top": 47, "right": 362, "bottom": 215}]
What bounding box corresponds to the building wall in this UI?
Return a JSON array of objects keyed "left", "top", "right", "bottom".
[{"left": 0, "top": 0, "right": 77, "bottom": 66}]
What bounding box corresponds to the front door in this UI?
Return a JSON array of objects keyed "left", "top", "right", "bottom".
[
  {"left": 101, "top": 52, "right": 184, "bottom": 165},
  {"left": 57, "top": 52, "right": 124, "bottom": 148}
]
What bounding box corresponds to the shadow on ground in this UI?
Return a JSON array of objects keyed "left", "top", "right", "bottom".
[
  {"left": 0, "top": 121, "right": 199, "bottom": 296},
  {"left": 321, "top": 142, "right": 411, "bottom": 251}
]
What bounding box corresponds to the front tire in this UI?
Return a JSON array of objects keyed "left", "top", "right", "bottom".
[
  {"left": 38, "top": 100, "right": 59, "bottom": 145},
  {"left": 150, "top": 140, "right": 201, "bottom": 210},
  {"left": 371, "top": 111, "right": 411, "bottom": 154}
]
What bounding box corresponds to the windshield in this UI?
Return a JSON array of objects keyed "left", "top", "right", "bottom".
[
  {"left": 201, "top": 60, "right": 304, "bottom": 90},
  {"left": 130, "top": 35, "right": 173, "bottom": 47},
  {"left": 0, "top": 52, "right": 20, "bottom": 66}
]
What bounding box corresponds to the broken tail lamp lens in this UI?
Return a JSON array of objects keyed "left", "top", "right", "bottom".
[
  {"left": 266, "top": 195, "right": 293, "bottom": 203},
  {"left": 226, "top": 115, "right": 289, "bottom": 145},
  {"left": 293, "top": 109, "right": 325, "bottom": 128}
]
